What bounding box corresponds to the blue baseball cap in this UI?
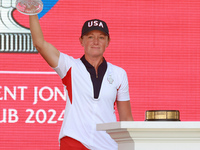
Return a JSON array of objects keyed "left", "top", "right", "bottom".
[{"left": 81, "top": 19, "right": 109, "bottom": 37}]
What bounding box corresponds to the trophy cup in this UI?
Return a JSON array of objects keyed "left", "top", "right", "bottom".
[{"left": 16, "top": 0, "right": 43, "bottom": 15}]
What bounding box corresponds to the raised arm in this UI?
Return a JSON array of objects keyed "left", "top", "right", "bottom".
[{"left": 29, "top": 15, "right": 60, "bottom": 68}]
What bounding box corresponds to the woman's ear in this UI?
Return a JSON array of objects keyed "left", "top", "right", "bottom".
[
  {"left": 79, "top": 37, "right": 84, "bottom": 47},
  {"left": 106, "top": 37, "right": 110, "bottom": 47}
]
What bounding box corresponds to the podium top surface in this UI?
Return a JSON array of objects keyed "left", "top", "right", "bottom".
[{"left": 97, "top": 121, "right": 200, "bottom": 131}]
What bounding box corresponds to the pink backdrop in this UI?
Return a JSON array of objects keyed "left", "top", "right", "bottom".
[{"left": 0, "top": 0, "right": 200, "bottom": 149}]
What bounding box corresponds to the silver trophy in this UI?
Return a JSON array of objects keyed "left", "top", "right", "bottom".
[{"left": 16, "top": 0, "right": 43, "bottom": 15}]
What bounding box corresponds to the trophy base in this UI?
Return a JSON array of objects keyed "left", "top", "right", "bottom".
[{"left": 145, "top": 110, "right": 180, "bottom": 121}]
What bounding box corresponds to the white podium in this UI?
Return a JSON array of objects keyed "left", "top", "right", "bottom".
[{"left": 97, "top": 121, "right": 200, "bottom": 150}]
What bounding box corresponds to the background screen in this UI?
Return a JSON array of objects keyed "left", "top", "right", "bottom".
[{"left": 0, "top": 0, "right": 200, "bottom": 149}]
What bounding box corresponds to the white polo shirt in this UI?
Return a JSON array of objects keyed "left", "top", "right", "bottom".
[{"left": 54, "top": 52, "right": 130, "bottom": 150}]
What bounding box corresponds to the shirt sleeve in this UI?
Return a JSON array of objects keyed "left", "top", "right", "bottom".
[
  {"left": 116, "top": 69, "right": 130, "bottom": 101},
  {"left": 52, "top": 52, "right": 73, "bottom": 79}
]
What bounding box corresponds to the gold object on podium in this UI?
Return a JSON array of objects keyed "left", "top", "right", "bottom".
[{"left": 145, "top": 110, "right": 180, "bottom": 121}]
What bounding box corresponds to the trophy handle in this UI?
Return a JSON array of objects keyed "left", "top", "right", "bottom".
[{"left": 16, "top": 0, "right": 43, "bottom": 15}]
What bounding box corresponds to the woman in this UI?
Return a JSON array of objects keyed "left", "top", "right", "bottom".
[{"left": 29, "top": 16, "right": 133, "bottom": 150}]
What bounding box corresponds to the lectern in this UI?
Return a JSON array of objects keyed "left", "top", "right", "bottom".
[{"left": 97, "top": 121, "right": 200, "bottom": 150}]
